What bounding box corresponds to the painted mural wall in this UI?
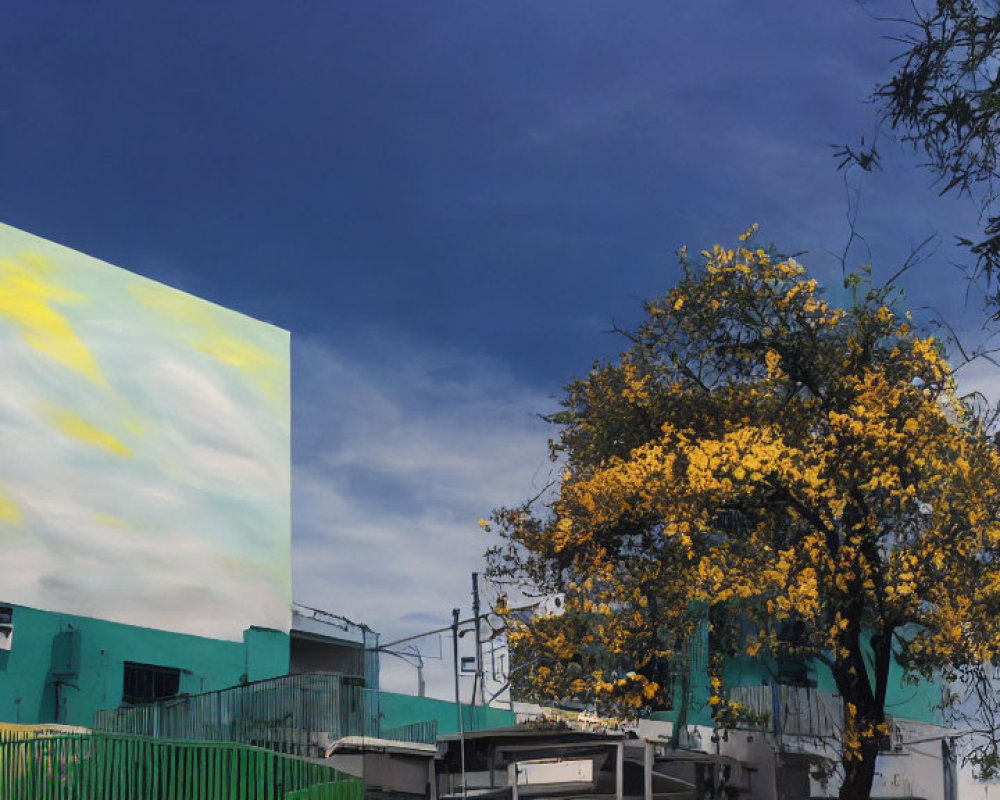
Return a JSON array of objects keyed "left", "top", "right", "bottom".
[{"left": 0, "top": 223, "right": 290, "bottom": 641}]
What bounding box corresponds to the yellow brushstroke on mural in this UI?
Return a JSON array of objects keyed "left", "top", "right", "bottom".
[
  {"left": 0, "top": 255, "right": 105, "bottom": 385},
  {"left": 119, "top": 417, "right": 147, "bottom": 437},
  {"left": 0, "top": 487, "right": 22, "bottom": 526},
  {"left": 49, "top": 409, "right": 132, "bottom": 457},
  {"left": 93, "top": 512, "right": 131, "bottom": 528},
  {"left": 129, "top": 280, "right": 286, "bottom": 402},
  {"left": 194, "top": 336, "right": 280, "bottom": 371},
  {"left": 129, "top": 281, "right": 215, "bottom": 328},
  {"left": 214, "top": 552, "right": 290, "bottom": 591},
  {"left": 194, "top": 336, "right": 285, "bottom": 401}
]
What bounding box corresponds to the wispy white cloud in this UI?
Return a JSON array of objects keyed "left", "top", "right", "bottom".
[
  {"left": 953, "top": 352, "right": 1000, "bottom": 406},
  {"left": 291, "top": 335, "right": 554, "bottom": 697}
]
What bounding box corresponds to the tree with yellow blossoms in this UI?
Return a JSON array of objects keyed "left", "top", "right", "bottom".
[{"left": 485, "top": 230, "right": 1000, "bottom": 800}]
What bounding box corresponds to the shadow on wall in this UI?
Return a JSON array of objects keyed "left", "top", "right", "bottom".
[{"left": 38, "top": 628, "right": 81, "bottom": 724}]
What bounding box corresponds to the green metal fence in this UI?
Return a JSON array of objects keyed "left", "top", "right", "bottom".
[
  {"left": 95, "top": 672, "right": 370, "bottom": 756},
  {"left": 379, "top": 720, "right": 437, "bottom": 745},
  {"left": 0, "top": 731, "right": 362, "bottom": 800},
  {"left": 283, "top": 779, "right": 365, "bottom": 800},
  {"left": 94, "top": 673, "right": 446, "bottom": 753}
]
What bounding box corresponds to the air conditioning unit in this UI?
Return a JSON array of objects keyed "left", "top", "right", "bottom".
[
  {"left": 878, "top": 716, "right": 908, "bottom": 755},
  {"left": 49, "top": 628, "right": 81, "bottom": 681},
  {"left": 536, "top": 594, "right": 566, "bottom": 618},
  {"left": 891, "top": 722, "right": 907, "bottom": 754}
]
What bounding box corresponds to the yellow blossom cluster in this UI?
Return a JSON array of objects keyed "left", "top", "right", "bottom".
[{"left": 486, "top": 232, "right": 1000, "bottom": 759}]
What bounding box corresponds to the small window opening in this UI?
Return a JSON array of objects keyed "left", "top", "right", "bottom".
[
  {"left": 0, "top": 606, "right": 11, "bottom": 651},
  {"left": 122, "top": 661, "right": 181, "bottom": 704}
]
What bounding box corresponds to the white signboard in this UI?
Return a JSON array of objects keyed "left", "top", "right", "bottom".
[{"left": 509, "top": 759, "right": 594, "bottom": 787}]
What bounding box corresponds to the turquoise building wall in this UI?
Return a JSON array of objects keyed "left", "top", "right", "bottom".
[
  {"left": 644, "top": 623, "right": 946, "bottom": 731},
  {"left": 378, "top": 691, "right": 515, "bottom": 736},
  {"left": 720, "top": 632, "right": 944, "bottom": 726},
  {"left": 0, "top": 602, "right": 289, "bottom": 728}
]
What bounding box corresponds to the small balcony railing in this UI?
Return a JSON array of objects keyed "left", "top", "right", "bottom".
[{"left": 727, "top": 683, "right": 843, "bottom": 740}]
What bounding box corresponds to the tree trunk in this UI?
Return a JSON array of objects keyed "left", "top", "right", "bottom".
[
  {"left": 839, "top": 733, "right": 879, "bottom": 800},
  {"left": 832, "top": 621, "right": 886, "bottom": 800}
]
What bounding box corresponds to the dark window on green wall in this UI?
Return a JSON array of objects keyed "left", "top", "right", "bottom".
[
  {"left": 122, "top": 662, "right": 181, "bottom": 704},
  {"left": 0, "top": 606, "right": 12, "bottom": 652}
]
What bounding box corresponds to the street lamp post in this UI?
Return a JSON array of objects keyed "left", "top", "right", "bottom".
[{"left": 452, "top": 608, "right": 468, "bottom": 800}]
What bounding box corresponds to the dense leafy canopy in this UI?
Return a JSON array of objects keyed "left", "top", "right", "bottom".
[{"left": 486, "top": 232, "right": 1000, "bottom": 799}]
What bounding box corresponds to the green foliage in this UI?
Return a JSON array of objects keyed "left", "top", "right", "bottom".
[
  {"left": 844, "top": 0, "right": 1000, "bottom": 301},
  {"left": 486, "top": 232, "right": 1000, "bottom": 800}
]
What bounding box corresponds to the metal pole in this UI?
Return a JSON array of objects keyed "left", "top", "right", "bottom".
[
  {"left": 615, "top": 741, "right": 624, "bottom": 800},
  {"left": 644, "top": 740, "right": 653, "bottom": 800},
  {"left": 453, "top": 608, "right": 468, "bottom": 800},
  {"left": 472, "top": 572, "right": 485, "bottom": 707}
]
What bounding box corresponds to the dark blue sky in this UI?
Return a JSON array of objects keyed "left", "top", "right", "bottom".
[
  {"left": 1, "top": 2, "right": 989, "bottom": 694},
  {"left": 4, "top": 2, "right": 977, "bottom": 383}
]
